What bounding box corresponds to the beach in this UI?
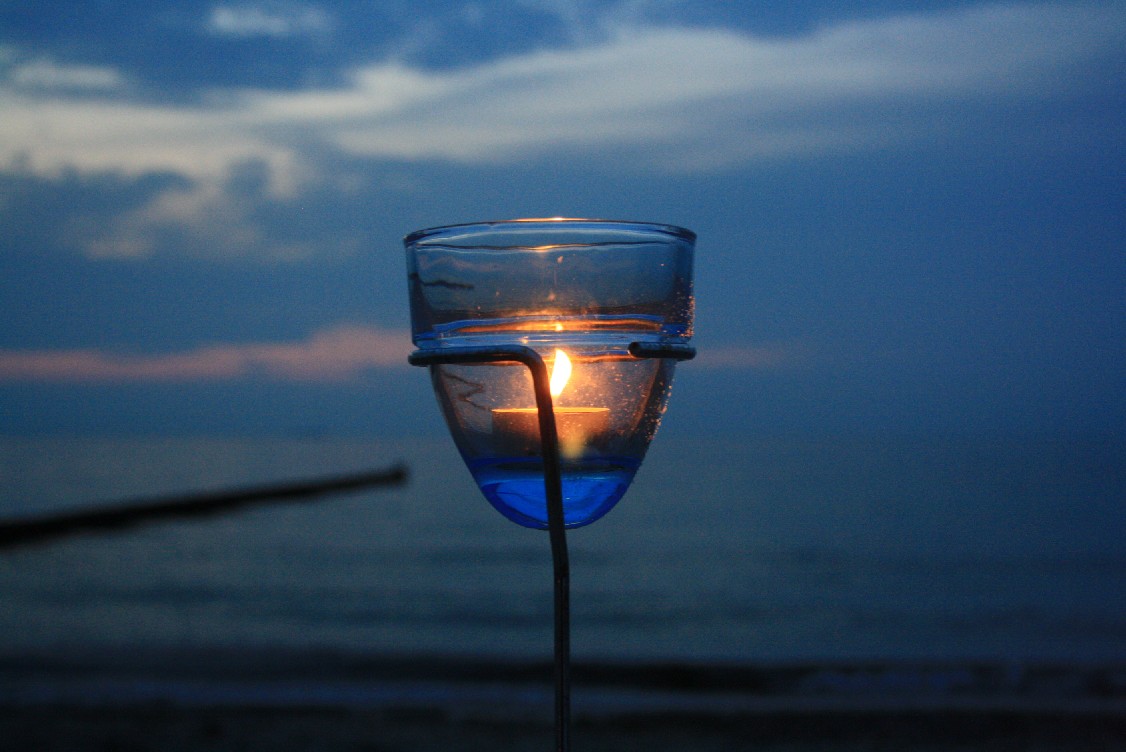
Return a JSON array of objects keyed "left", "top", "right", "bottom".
[
  {"left": 5, "top": 693, "right": 1125, "bottom": 751},
  {"left": 3, "top": 651, "right": 1125, "bottom": 751},
  {"left": 1, "top": 436, "right": 1123, "bottom": 749}
]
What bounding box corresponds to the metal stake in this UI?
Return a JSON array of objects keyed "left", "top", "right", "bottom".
[{"left": 410, "top": 342, "right": 694, "bottom": 752}]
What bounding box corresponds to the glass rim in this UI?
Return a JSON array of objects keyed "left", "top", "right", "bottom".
[{"left": 403, "top": 217, "right": 696, "bottom": 246}]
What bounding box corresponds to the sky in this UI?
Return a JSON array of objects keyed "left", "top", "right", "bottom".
[{"left": 0, "top": 0, "right": 1123, "bottom": 438}]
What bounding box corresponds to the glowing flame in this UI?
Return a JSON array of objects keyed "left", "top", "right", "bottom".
[{"left": 549, "top": 349, "right": 571, "bottom": 398}]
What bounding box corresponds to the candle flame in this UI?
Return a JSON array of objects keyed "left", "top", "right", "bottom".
[{"left": 549, "top": 349, "right": 571, "bottom": 398}]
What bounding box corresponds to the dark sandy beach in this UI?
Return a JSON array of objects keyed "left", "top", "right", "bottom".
[
  {"left": 3, "top": 655, "right": 1124, "bottom": 751},
  {"left": 4, "top": 702, "right": 1125, "bottom": 751}
]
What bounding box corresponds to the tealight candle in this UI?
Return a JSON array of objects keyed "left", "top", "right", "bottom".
[
  {"left": 492, "top": 350, "right": 609, "bottom": 459},
  {"left": 406, "top": 218, "right": 694, "bottom": 529}
]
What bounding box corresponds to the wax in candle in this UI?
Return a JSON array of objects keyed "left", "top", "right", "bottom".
[
  {"left": 493, "top": 406, "right": 610, "bottom": 459},
  {"left": 491, "top": 349, "right": 609, "bottom": 459}
]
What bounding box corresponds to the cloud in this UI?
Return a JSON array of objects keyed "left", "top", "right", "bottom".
[
  {"left": 323, "top": 2, "right": 1122, "bottom": 166},
  {"left": 2, "top": 2, "right": 1120, "bottom": 183},
  {"left": 81, "top": 162, "right": 311, "bottom": 259},
  {"left": 1, "top": 2, "right": 1121, "bottom": 258},
  {"left": 7, "top": 58, "right": 126, "bottom": 92},
  {"left": 694, "top": 343, "right": 810, "bottom": 371},
  {"left": 208, "top": 3, "right": 334, "bottom": 39},
  {"left": 0, "top": 325, "right": 411, "bottom": 383},
  {"left": 1, "top": 91, "right": 302, "bottom": 195},
  {"left": 0, "top": 324, "right": 804, "bottom": 382}
]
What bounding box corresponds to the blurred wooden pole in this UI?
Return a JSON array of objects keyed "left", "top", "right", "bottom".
[{"left": 0, "top": 464, "right": 407, "bottom": 549}]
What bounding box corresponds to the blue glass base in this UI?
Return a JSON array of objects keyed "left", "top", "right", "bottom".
[{"left": 468, "top": 456, "right": 640, "bottom": 529}]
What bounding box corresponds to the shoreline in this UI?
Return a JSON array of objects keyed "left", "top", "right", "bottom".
[
  {"left": 3, "top": 702, "right": 1125, "bottom": 752},
  {"left": 4, "top": 650, "right": 1123, "bottom": 711},
  {"left": 5, "top": 652, "right": 1125, "bottom": 749}
]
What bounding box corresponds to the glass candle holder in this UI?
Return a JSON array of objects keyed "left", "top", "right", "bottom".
[{"left": 406, "top": 219, "right": 695, "bottom": 528}]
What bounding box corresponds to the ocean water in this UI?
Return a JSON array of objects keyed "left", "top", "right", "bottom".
[{"left": 0, "top": 434, "right": 1122, "bottom": 677}]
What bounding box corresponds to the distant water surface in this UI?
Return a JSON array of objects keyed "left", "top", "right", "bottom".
[{"left": 0, "top": 435, "right": 1122, "bottom": 666}]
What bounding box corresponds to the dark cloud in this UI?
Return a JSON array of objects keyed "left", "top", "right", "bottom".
[{"left": 0, "top": 168, "right": 192, "bottom": 258}]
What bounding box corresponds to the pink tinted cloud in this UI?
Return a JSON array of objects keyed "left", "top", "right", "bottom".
[
  {"left": 0, "top": 329, "right": 805, "bottom": 382},
  {"left": 694, "top": 342, "right": 810, "bottom": 370},
  {"left": 0, "top": 325, "right": 412, "bottom": 382}
]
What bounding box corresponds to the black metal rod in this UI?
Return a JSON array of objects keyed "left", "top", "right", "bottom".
[
  {"left": 529, "top": 351, "right": 571, "bottom": 752},
  {"left": 627, "top": 341, "right": 697, "bottom": 361},
  {"left": 410, "top": 345, "right": 570, "bottom": 751},
  {"left": 409, "top": 341, "right": 694, "bottom": 752}
]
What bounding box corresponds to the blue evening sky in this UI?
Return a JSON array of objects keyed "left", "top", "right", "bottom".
[{"left": 0, "top": 1, "right": 1123, "bottom": 438}]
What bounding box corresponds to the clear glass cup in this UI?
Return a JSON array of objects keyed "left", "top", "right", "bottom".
[{"left": 406, "top": 218, "right": 695, "bottom": 528}]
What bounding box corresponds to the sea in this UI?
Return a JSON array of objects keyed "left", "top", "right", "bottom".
[{"left": 0, "top": 433, "right": 1123, "bottom": 712}]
